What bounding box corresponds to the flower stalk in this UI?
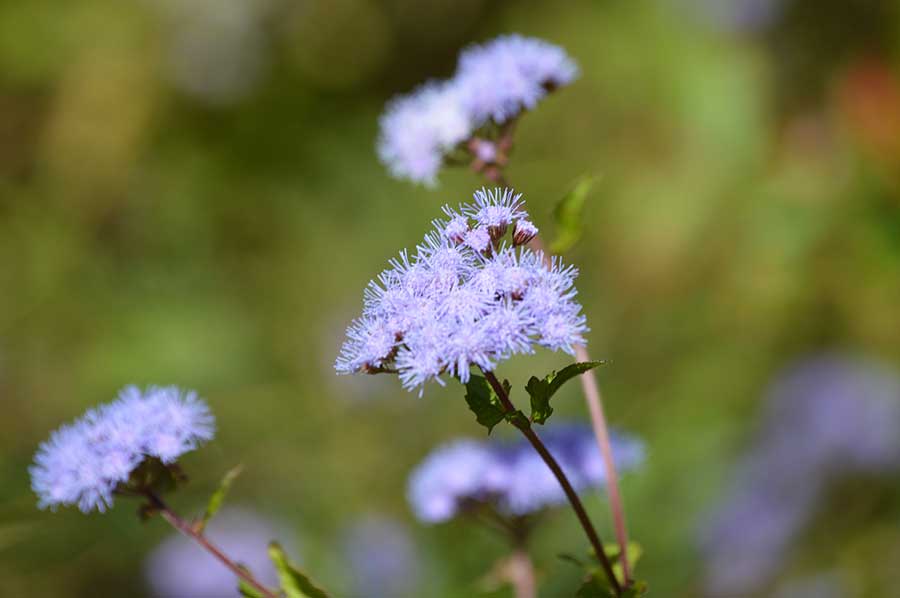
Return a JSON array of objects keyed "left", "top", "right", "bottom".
[
  {"left": 143, "top": 490, "right": 278, "bottom": 598},
  {"left": 474, "top": 151, "right": 633, "bottom": 586},
  {"left": 481, "top": 370, "right": 622, "bottom": 596}
]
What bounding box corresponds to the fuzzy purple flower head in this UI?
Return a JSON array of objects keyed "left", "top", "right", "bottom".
[
  {"left": 454, "top": 34, "right": 579, "bottom": 125},
  {"left": 335, "top": 188, "right": 588, "bottom": 395},
  {"left": 407, "top": 423, "right": 644, "bottom": 523},
  {"left": 377, "top": 35, "right": 577, "bottom": 185},
  {"left": 377, "top": 80, "right": 472, "bottom": 186},
  {"left": 30, "top": 386, "right": 214, "bottom": 513}
]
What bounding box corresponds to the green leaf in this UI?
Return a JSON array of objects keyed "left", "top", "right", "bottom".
[
  {"left": 603, "top": 542, "right": 643, "bottom": 587},
  {"left": 464, "top": 375, "right": 506, "bottom": 433},
  {"left": 622, "top": 581, "right": 649, "bottom": 597},
  {"left": 572, "top": 542, "right": 645, "bottom": 597},
  {"left": 236, "top": 565, "right": 266, "bottom": 598},
  {"left": 526, "top": 361, "right": 604, "bottom": 424},
  {"left": 557, "top": 552, "right": 587, "bottom": 569},
  {"left": 238, "top": 580, "right": 265, "bottom": 598},
  {"left": 197, "top": 465, "right": 243, "bottom": 533},
  {"left": 575, "top": 575, "right": 614, "bottom": 598},
  {"left": 268, "top": 542, "right": 329, "bottom": 598},
  {"left": 550, "top": 175, "right": 595, "bottom": 254}
]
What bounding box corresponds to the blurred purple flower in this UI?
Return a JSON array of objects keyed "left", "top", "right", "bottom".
[
  {"left": 454, "top": 34, "right": 579, "bottom": 125},
  {"left": 30, "top": 386, "right": 214, "bottom": 513},
  {"left": 407, "top": 423, "right": 644, "bottom": 523},
  {"left": 377, "top": 81, "right": 472, "bottom": 186},
  {"left": 341, "top": 515, "right": 421, "bottom": 598},
  {"left": 700, "top": 355, "right": 900, "bottom": 596},
  {"left": 674, "top": 0, "right": 785, "bottom": 33},
  {"left": 376, "top": 35, "right": 578, "bottom": 186}
]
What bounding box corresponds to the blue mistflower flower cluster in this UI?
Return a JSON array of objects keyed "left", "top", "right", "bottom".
[
  {"left": 407, "top": 423, "right": 645, "bottom": 523},
  {"left": 30, "top": 386, "right": 215, "bottom": 513},
  {"left": 335, "top": 188, "right": 588, "bottom": 394},
  {"left": 378, "top": 35, "right": 579, "bottom": 185},
  {"left": 455, "top": 35, "right": 580, "bottom": 125}
]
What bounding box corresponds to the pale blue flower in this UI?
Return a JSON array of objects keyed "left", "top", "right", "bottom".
[
  {"left": 376, "top": 36, "right": 578, "bottom": 186},
  {"left": 377, "top": 80, "right": 473, "bottom": 185},
  {"left": 407, "top": 440, "right": 508, "bottom": 522},
  {"left": 495, "top": 424, "right": 644, "bottom": 515},
  {"left": 454, "top": 35, "right": 579, "bottom": 125},
  {"left": 407, "top": 423, "right": 644, "bottom": 523},
  {"left": 30, "top": 386, "right": 214, "bottom": 513},
  {"left": 700, "top": 354, "right": 900, "bottom": 596},
  {"left": 341, "top": 515, "right": 421, "bottom": 598},
  {"left": 335, "top": 188, "right": 589, "bottom": 394}
]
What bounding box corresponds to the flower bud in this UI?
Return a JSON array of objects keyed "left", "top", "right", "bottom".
[{"left": 512, "top": 219, "right": 538, "bottom": 246}]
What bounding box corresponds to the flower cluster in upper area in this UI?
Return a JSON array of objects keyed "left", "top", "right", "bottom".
[
  {"left": 377, "top": 35, "right": 579, "bottom": 185},
  {"left": 407, "top": 423, "right": 645, "bottom": 523},
  {"left": 335, "top": 188, "right": 588, "bottom": 395},
  {"left": 30, "top": 386, "right": 215, "bottom": 513}
]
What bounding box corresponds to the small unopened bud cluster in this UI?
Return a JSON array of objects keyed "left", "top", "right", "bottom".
[{"left": 441, "top": 188, "right": 538, "bottom": 252}]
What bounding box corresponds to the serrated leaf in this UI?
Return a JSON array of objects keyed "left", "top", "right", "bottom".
[
  {"left": 197, "top": 465, "right": 243, "bottom": 533},
  {"left": 527, "top": 361, "right": 604, "bottom": 424},
  {"left": 464, "top": 375, "right": 506, "bottom": 433},
  {"left": 269, "top": 542, "right": 329, "bottom": 598},
  {"left": 551, "top": 175, "right": 595, "bottom": 254}
]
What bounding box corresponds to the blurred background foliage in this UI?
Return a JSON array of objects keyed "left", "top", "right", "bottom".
[{"left": 2, "top": 0, "right": 900, "bottom": 596}]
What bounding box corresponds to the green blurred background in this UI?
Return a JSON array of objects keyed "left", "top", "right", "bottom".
[{"left": 2, "top": 0, "right": 900, "bottom": 596}]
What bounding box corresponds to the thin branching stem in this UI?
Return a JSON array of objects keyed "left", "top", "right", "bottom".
[
  {"left": 481, "top": 369, "right": 622, "bottom": 596},
  {"left": 143, "top": 490, "right": 279, "bottom": 598}
]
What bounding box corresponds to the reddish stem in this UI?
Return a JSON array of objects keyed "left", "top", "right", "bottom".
[
  {"left": 144, "top": 491, "right": 278, "bottom": 598},
  {"left": 482, "top": 370, "right": 623, "bottom": 596},
  {"left": 465, "top": 134, "right": 634, "bottom": 585}
]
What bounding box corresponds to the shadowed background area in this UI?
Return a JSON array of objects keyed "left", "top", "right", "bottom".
[{"left": 2, "top": 0, "right": 900, "bottom": 596}]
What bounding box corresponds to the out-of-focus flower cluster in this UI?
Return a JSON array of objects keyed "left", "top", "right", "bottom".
[
  {"left": 407, "top": 423, "right": 645, "bottom": 523},
  {"left": 30, "top": 386, "right": 215, "bottom": 513},
  {"left": 700, "top": 355, "right": 900, "bottom": 597},
  {"left": 335, "top": 188, "right": 588, "bottom": 394},
  {"left": 341, "top": 515, "right": 421, "bottom": 598},
  {"left": 378, "top": 35, "right": 579, "bottom": 185}
]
